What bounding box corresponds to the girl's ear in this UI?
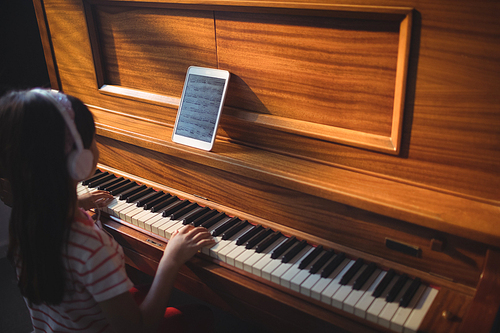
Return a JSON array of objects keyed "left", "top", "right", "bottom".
[{"left": 0, "top": 177, "right": 13, "bottom": 207}]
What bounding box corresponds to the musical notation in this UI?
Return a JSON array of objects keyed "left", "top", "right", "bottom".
[{"left": 175, "top": 74, "right": 225, "bottom": 142}]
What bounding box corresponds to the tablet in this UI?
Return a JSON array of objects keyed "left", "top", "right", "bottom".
[{"left": 172, "top": 66, "right": 230, "bottom": 151}]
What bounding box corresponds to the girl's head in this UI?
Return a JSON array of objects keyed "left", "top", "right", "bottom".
[
  {"left": 0, "top": 88, "right": 97, "bottom": 305},
  {"left": 0, "top": 88, "right": 97, "bottom": 186}
]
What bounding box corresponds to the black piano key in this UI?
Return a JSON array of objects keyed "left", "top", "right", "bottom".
[
  {"left": 321, "top": 252, "right": 346, "bottom": 278},
  {"left": 88, "top": 174, "right": 115, "bottom": 188},
  {"left": 245, "top": 228, "right": 274, "bottom": 249},
  {"left": 353, "top": 262, "right": 377, "bottom": 290},
  {"left": 309, "top": 249, "right": 335, "bottom": 274},
  {"left": 137, "top": 191, "right": 164, "bottom": 207},
  {"left": 162, "top": 200, "right": 191, "bottom": 217},
  {"left": 222, "top": 220, "right": 250, "bottom": 240},
  {"left": 271, "top": 236, "right": 298, "bottom": 259},
  {"left": 143, "top": 193, "right": 171, "bottom": 210},
  {"left": 151, "top": 195, "right": 178, "bottom": 213},
  {"left": 126, "top": 187, "right": 155, "bottom": 203},
  {"left": 200, "top": 212, "right": 227, "bottom": 229},
  {"left": 170, "top": 202, "right": 200, "bottom": 220},
  {"left": 191, "top": 210, "right": 219, "bottom": 227},
  {"left": 182, "top": 206, "right": 211, "bottom": 225},
  {"left": 236, "top": 225, "right": 264, "bottom": 246},
  {"left": 255, "top": 231, "right": 282, "bottom": 253},
  {"left": 372, "top": 269, "right": 396, "bottom": 298},
  {"left": 211, "top": 217, "right": 240, "bottom": 237},
  {"left": 282, "top": 239, "right": 308, "bottom": 263},
  {"left": 386, "top": 273, "right": 409, "bottom": 302},
  {"left": 82, "top": 171, "right": 107, "bottom": 185},
  {"left": 340, "top": 258, "right": 364, "bottom": 285},
  {"left": 400, "top": 277, "right": 421, "bottom": 307},
  {"left": 119, "top": 185, "right": 147, "bottom": 200},
  {"left": 299, "top": 245, "right": 323, "bottom": 270},
  {"left": 103, "top": 177, "right": 132, "bottom": 193},
  {"left": 98, "top": 177, "right": 124, "bottom": 190},
  {"left": 110, "top": 182, "right": 137, "bottom": 196}
]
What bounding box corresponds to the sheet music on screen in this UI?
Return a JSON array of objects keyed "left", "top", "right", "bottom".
[{"left": 174, "top": 74, "right": 226, "bottom": 143}]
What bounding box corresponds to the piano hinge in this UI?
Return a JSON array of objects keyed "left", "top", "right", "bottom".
[
  {"left": 192, "top": 193, "right": 209, "bottom": 201},
  {"left": 146, "top": 239, "right": 163, "bottom": 247}
]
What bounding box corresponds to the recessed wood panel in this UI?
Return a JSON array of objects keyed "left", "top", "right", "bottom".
[
  {"left": 216, "top": 10, "right": 411, "bottom": 153},
  {"left": 217, "top": 12, "right": 399, "bottom": 135},
  {"left": 88, "top": 4, "right": 217, "bottom": 98}
]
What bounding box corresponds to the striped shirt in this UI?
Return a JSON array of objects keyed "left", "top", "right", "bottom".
[{"left": 21, "top": 210, "right": 133, "bottom": 332}]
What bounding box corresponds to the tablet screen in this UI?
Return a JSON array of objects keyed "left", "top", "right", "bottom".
[{"left": 174, "top": 74, "right": 226, "bottom": 143}]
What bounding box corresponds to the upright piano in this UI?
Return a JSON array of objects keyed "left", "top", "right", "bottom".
[{"left": 34, "top": 0, "right": 500, "bottom": 332}]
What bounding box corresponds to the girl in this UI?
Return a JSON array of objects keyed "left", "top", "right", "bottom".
[{"left": 0, "top": 88, "right": 216, "bottom": 332}]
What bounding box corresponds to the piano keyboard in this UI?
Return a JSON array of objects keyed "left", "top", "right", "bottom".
[{"left": 77, "top": 170, "right": 439, "bottom": 333}]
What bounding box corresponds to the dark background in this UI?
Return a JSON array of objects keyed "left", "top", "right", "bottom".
[{"left": 0, "top": 0, "right": 50, "bottom": 97}]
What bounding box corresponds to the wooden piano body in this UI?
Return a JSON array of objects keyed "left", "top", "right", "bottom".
[{"left": 34, "top": 0, "right": 500, "bottom": 332}]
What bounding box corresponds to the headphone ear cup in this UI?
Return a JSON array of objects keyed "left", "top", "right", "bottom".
[{"left": 67, "top": 149, "right": 94, "bottom": 181}]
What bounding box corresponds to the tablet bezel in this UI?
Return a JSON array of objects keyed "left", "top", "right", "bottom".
[{"left": 172, "top": 66, "right": 230, "bottom": 151}]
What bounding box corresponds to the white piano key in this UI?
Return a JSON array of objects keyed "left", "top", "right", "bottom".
[
  {"left": 123, "top": 205, "right": 145, "bottom": 223},
  {"left": 128, "top": 208, "right": 151, "bottom": 225},
  {"left": 234, "top": 246, "right": 257, "bottom": 269},
  {"left": 278, "top": 246, "right": 314, "bottom": 288},
  {"left": 331, "top": 263, "right": 367, "bottom": 309},
  {"left": 390, "top": 284, "right": 427, "bottom": 333},
  {"left": 119, "top": 204, "right": 141, "bottom": 221},
  {"left": 403, "top": 287, "right": 438, "bottom": 333},
  {"left": 242, "top": 251, "right": 267, "bottom": 273},
  {"left": 137, "top": 211, "right": 161, "bottom": 229},
  {"left": 215, "top": 226, "right": 254, "bottom": 263},
  {"left": 225, "top": 246, "right": 248, "bottom": 266},
  {"left": 320, "top": 260, "right": 355, "bottom": 305},
  {"left": 111, "top": 200, "right": 131, "bottom": 217},
  {"left": 144, "top": 214, "right": 165, "bottom": 232},
  {"left": 344, "top": 268, "right": 383, "bottom": 314},
  {"left": 151, "top": 217, "right": 172, "bottom": 236},
  {"left": 378, "top": 279, "right": 413, "bottom": 328},
  {"left": 77, "top": 183, "right": 87, "bottom": 194},
  {"left": 103, "top": 198, "right": 120, "bottom": 214},
  {"left": 302, "top": 255, "right": 342, "bottom": 298},
  {"left": 366, "top": 274, "right": 399, "bottom": 323},
  {"left": 251, "top": 238, "right": 288, "bottom": 277},
  {"left": 242, "top": 237, "right": 285, "bottom": 273},
  {"left": 201, "top": 218, "right": 232, "bottom": 255},
  {"left": 208, "top": 236, "right": 232, "bottom": 260},
  {"left": 289, "top": 249, "right": 326, "bottom": 293},
  {"left": 354, "top": 270, "right": 387, "bottom": 318},
  {"left": 159, "top": 217, "right": 183, "bottom": 237},
  {"left": 131, "top": 209, "right": 150, "bottom": 226},
  {"left": 260, "top": 243, "right": 297, "bottom": 281}
]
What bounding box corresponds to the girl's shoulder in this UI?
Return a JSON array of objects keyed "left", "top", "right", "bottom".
[{"left": 68, "top": 209, "right": 119, "bottom": 257}]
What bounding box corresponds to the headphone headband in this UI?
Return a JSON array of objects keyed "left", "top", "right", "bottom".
[{"left": 30, "top": 88, "right": 94, "bottom": 180}]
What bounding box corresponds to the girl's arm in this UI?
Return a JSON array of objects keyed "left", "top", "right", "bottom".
[{"left": 98, "top": 225, "right": 215, "bottom": 333}]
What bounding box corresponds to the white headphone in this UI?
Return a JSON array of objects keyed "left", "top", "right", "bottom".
[{"left": 32, "top": 89, "right": 94, "bottom": 181}]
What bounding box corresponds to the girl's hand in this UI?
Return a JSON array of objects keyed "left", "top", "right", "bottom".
[
  {"left": 78, "top": 190, "right": 114, "bottom": 210},
  {"left": 161, "top": 225, "right": 216, "bottom": 269}
]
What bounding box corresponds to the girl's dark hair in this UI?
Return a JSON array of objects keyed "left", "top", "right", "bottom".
[{"left": 0, "top": 89, "right": 95, "bottom": 305}]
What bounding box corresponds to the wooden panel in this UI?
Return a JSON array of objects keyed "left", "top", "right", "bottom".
[
  {"left": 85, "top": 4, "right": 217, "bottom": 99},
  {"left": 216, "top": 10, "right": 410, "bottom": 153}
]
